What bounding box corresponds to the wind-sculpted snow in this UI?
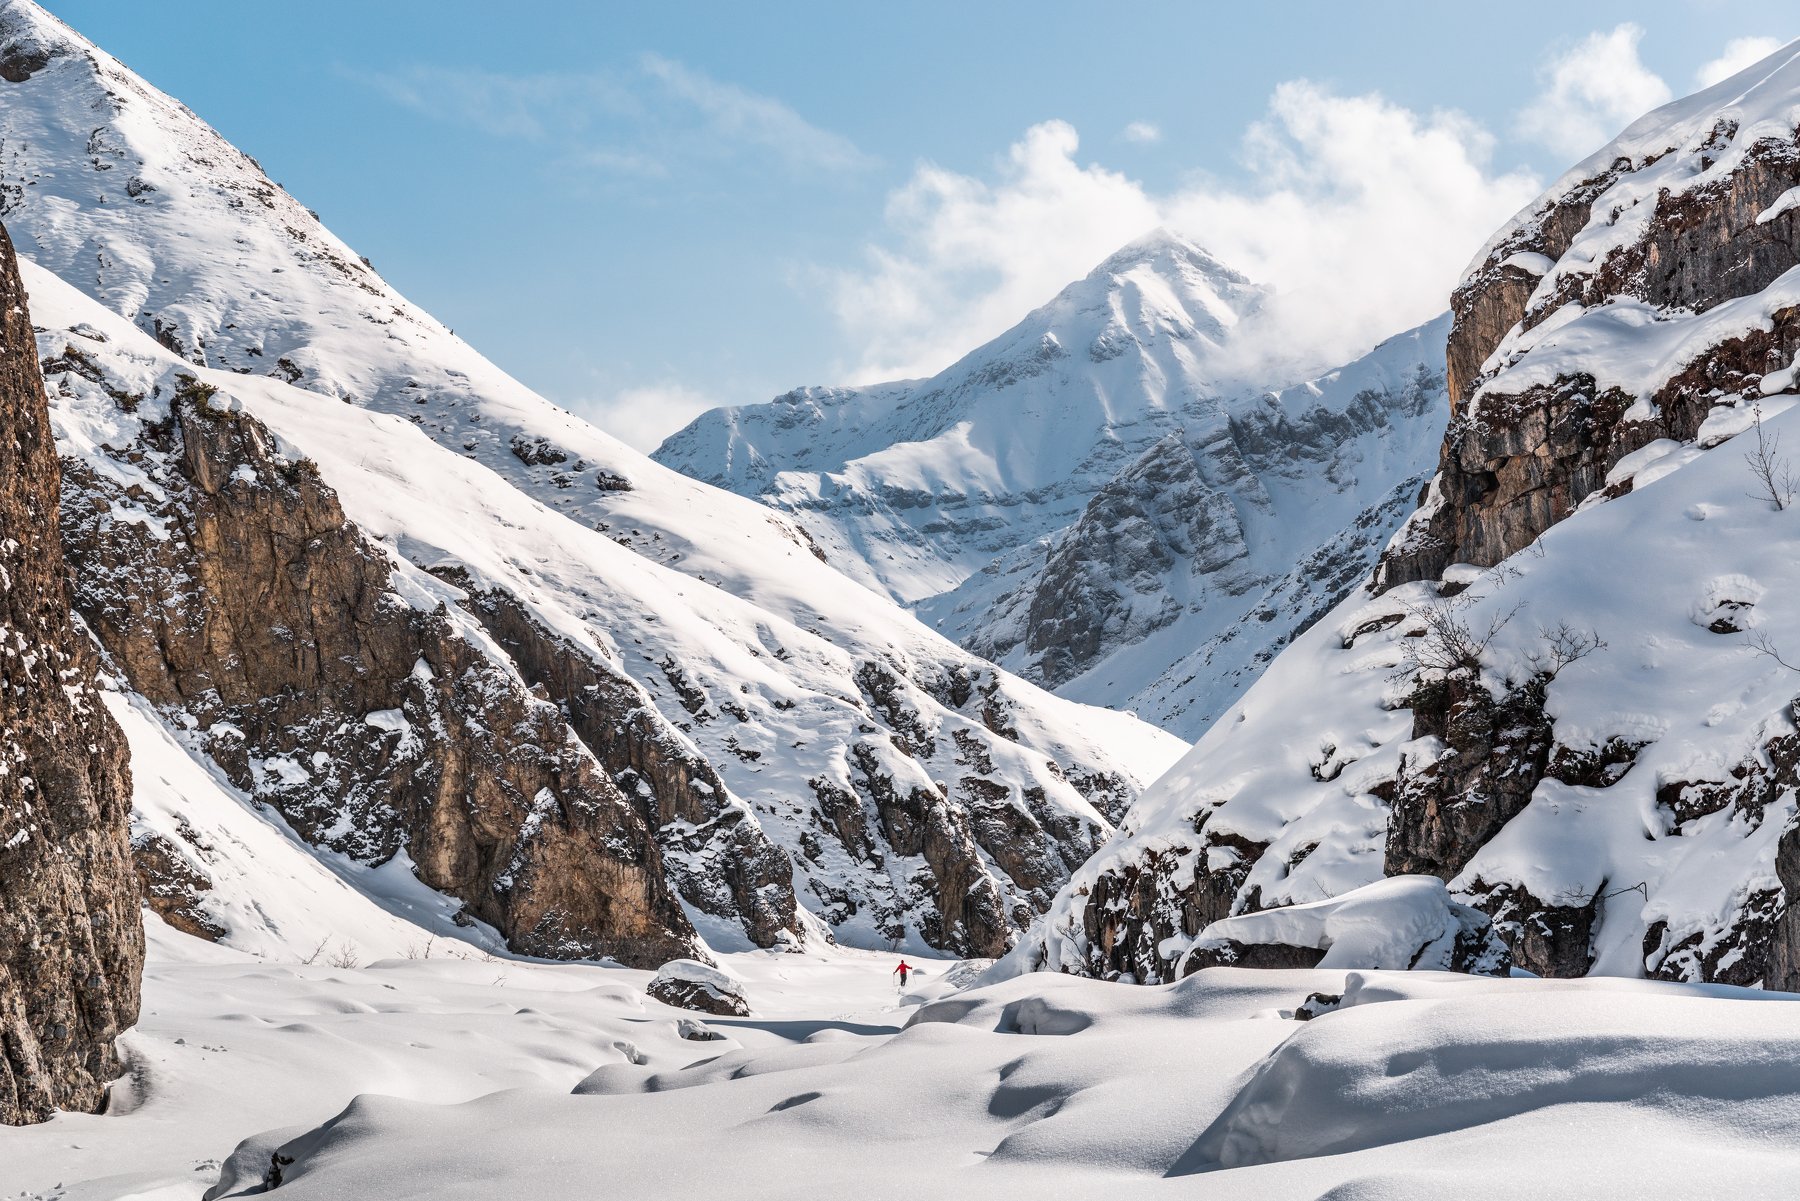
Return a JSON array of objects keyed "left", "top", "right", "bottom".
[
  {"left": 23, "top": 940, "right": 1783, "bottom": 1201},
  {"left": 0, "top": 0, "right": 1185, "bottom": 958},
  {"left": 1179, "top": 876, "right": 1509, "bottom": 976},
  {"left": 1035, "top": 38, "right": 1800, "bottom": 989},
  {"left": 660, "top": 233, "right": 1448, "bottom": 738}
]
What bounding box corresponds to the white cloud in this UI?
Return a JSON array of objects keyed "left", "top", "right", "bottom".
[
  {"left": 826, "top": 121, "right": 1162, "bottom": 380},
  {"left": 1694, "top": 36, "right": 1787, "bottom": 89},
  {"left": 825, "top": 88, "right": 1541, "bottom": 384},
  {"left": 1122, "top": 121, "right": 1162, "bottom": 144},
  {"left": 579, "top": 384, "right": 719, "bottom": 452},
  {"left": 360, "top": 57, "right": 869, "bottom": 178},
  {"left": 363, "top": 67, "right": 629, "bottom": 141},
  {"left": 641, "top": 54, "right": 875, "bottom": 172},
  {"left": 1514, "top": 24, "right": 1672, "bottom": 159},
  {"left": 1167, "top": 83, "right": 1542, "bottom": 376}
]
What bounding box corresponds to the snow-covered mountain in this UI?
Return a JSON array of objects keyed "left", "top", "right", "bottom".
[
  {"left": 0, "top": 0, "right": 1185, "bottom": 966},
  {"left": 1027, "top": 37, "right": 1800, "bottom": 988},
  {"left": 657, "top": 233, "right": 1449, "bottom": 738}
]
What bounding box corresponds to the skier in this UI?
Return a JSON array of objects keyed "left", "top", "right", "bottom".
[{"left": 892, "top": 960, "right": 914, "bottom": 991}]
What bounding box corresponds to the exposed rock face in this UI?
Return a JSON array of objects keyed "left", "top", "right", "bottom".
[
  {"left": 1384, "top": 672, "right": 1555, "bottom": 882},
  {"left": 989, "top": 363, "right": 1441, "bottom": 720},
  {"left": 446, "top": 583, "right": 799, "bottom": 950},
  {"left": 0, "top": 222, "right": 140, "bottom": 1124},
  {"left": 1380, "top": 129, "right": 1800, "bottom": 591},
  {"left": 1074, "top": 835, "right": 1261, "bottom": 984},
  {"left": 57, "top": 376, "right": 700, "bottom": 968}
]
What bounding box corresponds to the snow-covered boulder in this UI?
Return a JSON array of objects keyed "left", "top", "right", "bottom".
[
  {"left": 1179, "top": 877, "right": 1510, "bottom": 977},
  {"left": 647, "top": 960, "right": 750, "bottom": 1017}
]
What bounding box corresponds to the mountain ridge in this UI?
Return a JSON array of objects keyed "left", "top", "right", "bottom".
[
  {"left": 658, "top": 233, "right": 1450, "bottom": 738},
  {"left": 0, "top": 0, "right": 1185, "bottom": 963}
]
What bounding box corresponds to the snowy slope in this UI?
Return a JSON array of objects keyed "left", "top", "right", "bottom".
[
  {"left": 20, "top": 926, "right": 1800, "bottom": 1199},
  {"left": 658, "top": 235, "right": 1448, "bottom": 738},
  {"left": 1032, "top": 38, "right": 1800, "bottom": 988},
  {"left": 0, "top": 0, "right": 1186, "bottom": 958}
]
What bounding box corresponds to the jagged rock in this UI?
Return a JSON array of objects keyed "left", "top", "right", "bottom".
[
  {"left": 443, "top": 583, "right": 800, "bottom": 950},
  {"left": 59, "top": 379, "right": 700, "bottom": 968},
  {"left": 0, "top": 222, "right": 141, "bottom": 1124},
  {"left": 1384, "top": 671, "right": 1555, "bottom": 882},
  {"left": 131, "top": 829, "right": 224, "bottom": 943},
  {"left": 647, "top": 960, "right": 750, "bottom": 1017},
  {"left": 1380, "top": 119, "right": 1800, "bottom": 591},
  {"left": 1073, "top": 829, "right": 1265, "bottom": 984}
]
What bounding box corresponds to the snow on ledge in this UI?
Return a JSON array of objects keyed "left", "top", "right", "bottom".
[{"left": 1177, "top": 876, "right": 1499, "bottom": 974}]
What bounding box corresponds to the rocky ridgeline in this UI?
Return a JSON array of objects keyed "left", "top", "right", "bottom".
[
  {"left": 0, "top": 222, "right": 140, "bottom": 1124},
  {"left": 658, "top": 233, "right": 1449, "bottom": 741}
]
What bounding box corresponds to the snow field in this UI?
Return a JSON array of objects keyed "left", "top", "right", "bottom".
[{"left": 15, "top": 925, "right": 1800, "bottom": 1199}]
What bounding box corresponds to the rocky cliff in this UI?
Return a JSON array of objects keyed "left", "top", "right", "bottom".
[
  {"left": 0, "top": 222, "right": 140, "bottom": 1124},
  {"left": 56, "top": 370, "right": 704, "bottom": 967},
  {"left": 1029, "top": 39, "right": 1800, "bottom": 988}
]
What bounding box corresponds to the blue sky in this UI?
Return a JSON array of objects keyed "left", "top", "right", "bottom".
[{"left": 44, "top": 1, "right": 1799, "bottom": 448}]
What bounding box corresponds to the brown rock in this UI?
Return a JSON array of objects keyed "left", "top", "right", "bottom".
[
  {"left": 0, "top": 221, "right": 142, "bottom": 1125},
  {"left": 59, "top": 375, "right": 700, "bottom": 968}
]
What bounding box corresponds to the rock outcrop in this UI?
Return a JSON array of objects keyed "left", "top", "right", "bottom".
[
  {"left": 0, "top": 222, "right": 140, "bottom": 1124},
  {"left": 1379, "top": 106, "right": 1800, "bottom": 591},
  {"left": 57, "top": 374, "right": 701, "bottom": 968}
]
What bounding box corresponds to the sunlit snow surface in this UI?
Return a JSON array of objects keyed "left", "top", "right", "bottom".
[{"left": 10, "top": 918, "right": 1800, "bottom": 1199}]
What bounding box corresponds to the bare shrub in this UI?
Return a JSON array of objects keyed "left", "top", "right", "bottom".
[{"left": 1745, "top": 405, "right": 1797, "bottom": 511}]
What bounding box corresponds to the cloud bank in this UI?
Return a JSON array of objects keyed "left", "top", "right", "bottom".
[{"left": 827, "top": 89, "right": 1541, "bottom": 384}]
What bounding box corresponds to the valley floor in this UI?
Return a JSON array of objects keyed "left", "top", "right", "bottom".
[{"left": 12, "top": 923, "right": 1800, "bottom": 1200}]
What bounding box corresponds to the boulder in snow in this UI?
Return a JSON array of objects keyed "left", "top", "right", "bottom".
[
  {"left": 1179, "top": 876, "right": 1510, "bottom": 977},
  {"left": 646, "top": 959, "right": 750, "bottom": 1017}
]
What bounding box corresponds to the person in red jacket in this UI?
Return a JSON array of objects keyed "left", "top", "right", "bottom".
[{"left": 893, "top": 960, "right": 913, "bottom": 988}]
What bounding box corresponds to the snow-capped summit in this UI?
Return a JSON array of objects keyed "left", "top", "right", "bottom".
[
  {"left": 658, "top": 228, "right": 1269, "bottom": 604},
  {"left": 0, "top": 0, "right": 1186, "bottom": 961},
  {"left": 658, "top": 230, "right": 1448, "bottom": 738}
]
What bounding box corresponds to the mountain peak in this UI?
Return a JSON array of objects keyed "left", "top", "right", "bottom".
[{"left": 1090, "top": 226, "right": 1244, "bottom": 281}]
